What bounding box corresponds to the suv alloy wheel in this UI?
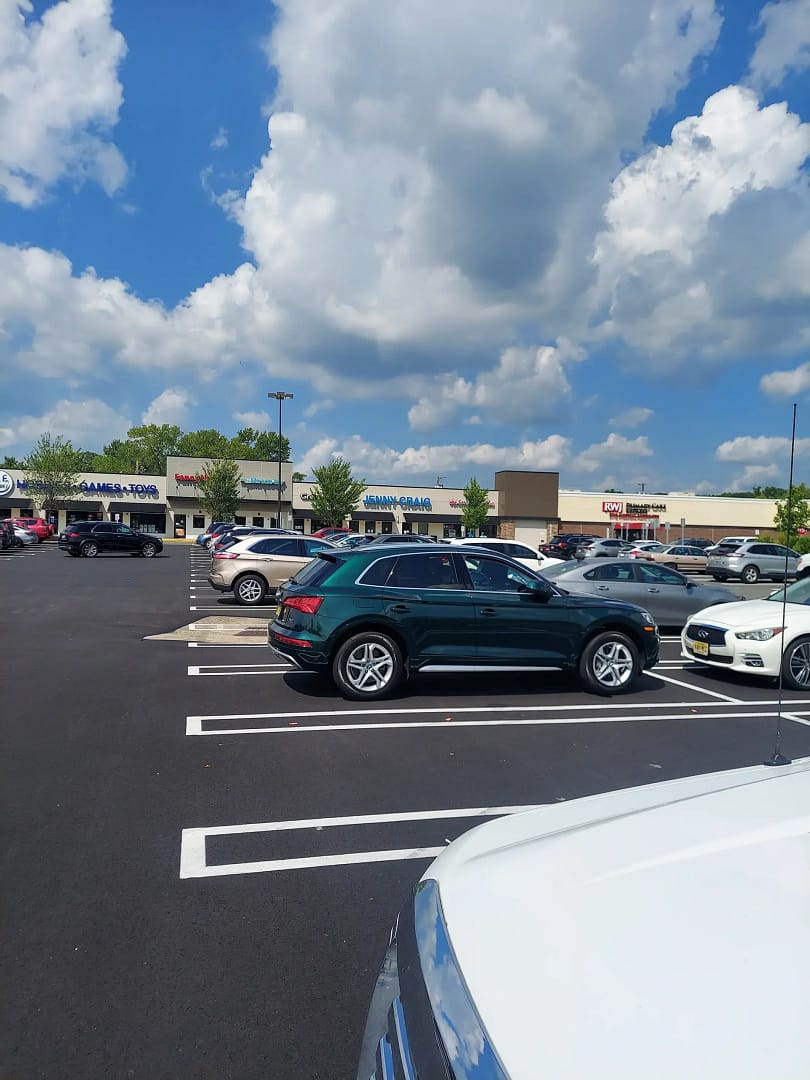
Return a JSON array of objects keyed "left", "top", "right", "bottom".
[
  {"left": 141, "top": 541, "right": 158, "bottom": 558},
  {"left": 234, "top": 573, "right": 267, "bottom": 605},
  {"left": 578, "top": 631, "right": 640, "bottom": 695},
  {"left": 741, "top": 565, "right": 760, "bottom": 584},
  {"left": 81, "top": 540, "right": 99, "bottom": 558},
  {"left": 332, "top": 631, "right": 404, "bottom": 700}
]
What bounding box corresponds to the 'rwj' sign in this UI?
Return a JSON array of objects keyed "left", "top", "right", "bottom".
[{"left": 363, "top": 494, "right": 432, "bottom": 509}]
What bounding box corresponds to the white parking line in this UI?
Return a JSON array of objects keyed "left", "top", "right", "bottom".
[
  {"left": 179, "top": 804, "right": 543, "bottom": 878},
  {"left": 188, "top": 664, "right": 291, "bottom": 676},
  {"left": 649, "top": 670, "right": 743, "bottom": 702}
]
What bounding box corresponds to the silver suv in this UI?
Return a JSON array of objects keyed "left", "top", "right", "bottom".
[{"left": 707, "top": 540, "right": 798, "bottom": 584}]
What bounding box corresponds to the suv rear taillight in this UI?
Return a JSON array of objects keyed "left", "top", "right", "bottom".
[
  {"left": 67, "top": 531, "right": 81, "bottom": 539},
  {"left": 214, "top": 552, "right": 240, "bottom": 559},
  {"left": 284, "top": 596, "right": 324, "bottom": 615}
]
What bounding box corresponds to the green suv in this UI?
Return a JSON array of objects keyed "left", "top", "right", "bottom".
[{"left": 268, "top": 544, "right": 659, "bottom": 700}]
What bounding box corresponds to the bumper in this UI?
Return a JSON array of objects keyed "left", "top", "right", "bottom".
[
  {"left": 207, "top": 574, "right": 229, "bottom": 593},
  {"left": 681, "top": 636, "right": 781, "bottom": 676}
]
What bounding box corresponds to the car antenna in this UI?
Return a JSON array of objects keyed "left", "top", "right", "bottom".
[{"left": 764, "top": 401, "right": 798, "bottom": 767}]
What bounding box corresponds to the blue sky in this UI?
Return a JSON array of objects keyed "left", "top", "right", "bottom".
[{"left": 1, "top": 0, "right": 810, "bottom": 493}]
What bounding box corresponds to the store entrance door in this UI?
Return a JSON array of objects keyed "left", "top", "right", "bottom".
[{"left": 174, "top": 514, "right": 187, "bottom": 539}]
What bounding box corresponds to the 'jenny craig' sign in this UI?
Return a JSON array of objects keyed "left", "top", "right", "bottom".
[{"left": 362, "top": 494, "right": 432, "bottom": 509}]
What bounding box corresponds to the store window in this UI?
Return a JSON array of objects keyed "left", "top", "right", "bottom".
[
  {"left": 381, "top": 520, "right": 393, "bottom": 534},
  {"left": 293, "top": 517, "right": 307, "bottom": 533},
  {"left": 131, "top": 513, "right": 166, "bottom": 534},
  {"left": 193, "top": 515, "right": 205, "bottom": 529},
  {"left": 364, "top": 522, "right": 377, "bottom": 534},
  {"left": 443, "top": 523, "right": 462, "bottom": 539},
  {"left": 349, "top": 520, "right": 360, "bottom": 533},
  {"left": 67, "top": 510, "right": 101, "bottom": 523},
  {"left": 235, "top": 515, "right": 246, "bottom": 526},
  {"left": 252, "top": 516, "right": 264, "bottom": 527},
  {"left": 417, "top": 521, "right": 429, "bottom": 536},
  {"left": 402, "top": 523, "right": 413, "bottom": 534}
]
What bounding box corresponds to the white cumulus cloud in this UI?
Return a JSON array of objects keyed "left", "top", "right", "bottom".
[
  {"left": 748, "top": 0, "right": 810, "bottom": 90},
  {"left": 608, "top": 406, "right": 654, "bottom": 428},
  {"left": 573, "top": 433, "right": 653, "bottom": 473},
  {"left": 0, "top": 397, "right": 131, "bottom": 451},
  {"left": 0, "top": 0, "right": 127, "bottom": 207},
  {"left": 232, "top": 410, "right": 271, "bottom": 429},
  {"left": 760, "top": 361, "right": 810, "bottom": 397},
  {"left": 141, "top": 387, "right": 196, "bottom": 426}
]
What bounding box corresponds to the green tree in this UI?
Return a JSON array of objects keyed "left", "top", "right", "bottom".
[
  {"left": 309, "top": 458, "right": 365, "bottom": 527},
  {"left": 231, "top": 427, "right": 290, "bottom": 462},
  {"left": 2, "top": 454, "right": 24, "bottom": 468},
  {"left": 22, "top": 433, "right": 81, "bottom": 514},
  {"left": 125, "top": 424, "right": 182, "bottom": 474},
  {"left": 460, "top": 477, "right": 491, "bottom": 536},
  {"left": 176, "top": 429, "right": 232, "bottom": 459},
  {"left": 196, "top": 459, "right": 242, "bottom": 523},
  {"left": 292, "top": 471, "right": 306, "bottom": 483},
  {"left": 775, "top": 483, "right": 810, "bottom": 547}
]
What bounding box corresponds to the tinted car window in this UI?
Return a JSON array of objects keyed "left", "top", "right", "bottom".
[
  {"left": 383, "top": 552, "right": 461, "bottom": 589},
  {"left": 463, "top": 555, "right": 536, "bottom": 592},
  {"left": 290, "top": 555, "right": 341, "bottom": 589},
  {"left": 250, "top": 537, "right": 301, "bottom": 556},
  {"left": 303, "top": 539, "right": 333, "bottom": 555},
  {"left": 747, "top": 544, "right": 768, "bottom": 556},
  {"left": 93, "top": 522, "right": 113, "bottom": 533},
  {"left": 584, "top": 563, "right": 634, "bottom": 582},
  {"left": 636, "top": 563, "right": 684, "bottom": 585},
  {"left": 358, "top": 556, "right": 398, "bottom": 586}
]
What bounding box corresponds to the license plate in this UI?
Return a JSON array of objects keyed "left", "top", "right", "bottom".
[
  {"left": 692, "top": 640, "right": 709, "bottom": 656},
  {"left": 275, "top": 604, "right": 282, "bottom": 620}
]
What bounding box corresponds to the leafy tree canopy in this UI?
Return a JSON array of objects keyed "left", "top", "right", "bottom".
[
  {"left": 22, "top": 433, "right": 82, "bottom": 510},
  {"left": 775, "top": 483, "right": 810, "bottom": 548},
  {"left": 460, "top": 477, "right": 491, "bottom": 536},
  {"left": 196, "top": 459, "right": 242, "bottom": 523},
  {"left": 309, "top": 458, "right": 366, "bottom": 527}
]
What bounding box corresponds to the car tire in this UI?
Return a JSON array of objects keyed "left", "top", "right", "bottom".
[
  {"left": 665, "top": 562, "right": 677, "bottom": 570},
  {"left": 711, "top": 574, "right": 727, "bottom": 581},
  {"left": 234, "top": 573, "right": 267, "bottom": 606},
  {"left": 68, "top": 549, "right": 80, "bottom": 557},
  {"left": 81, "top": 541, "right": 99, "bottom": 558},
  {"left": 140, "top": 542, "right": 158, "bottom": 558},
  {"left": 579, "top": 631, "right": 640, "bottom": 696},
  {"left": 741, "top": 565, "right": 760, "bottom": 584},
  {"left": 782, "top": 637, "right": 810, "bottom": 690},
  {"left": 332, "top": 631, "right": 404, "bottom": 701}
]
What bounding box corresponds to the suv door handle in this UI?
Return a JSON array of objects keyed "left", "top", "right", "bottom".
[
  {"left": 479, "top": 607, "right": 497, "bottom": 616},
  {"left": 596, "top": 585, "right": 610, "bottom": 591},
  {"left": 646, "top": 587, "right": 660, "bottom": 593},
  {"left": 389, "top": 603, "right": 410, "bottom": 613}
]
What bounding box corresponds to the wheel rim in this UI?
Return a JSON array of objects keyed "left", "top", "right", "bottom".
[
  {"left": 345, "top": 641, "right": 395, "bottom": 692},
  {"left": 788, "top": 643, "right": 810, "bottom": 686},
  {"left": 84, "top": 543, "right": 97, "bottom": 557},
  {"left": 142, "top": 544, "right": 156, "bottom": 557},
  {"left": 591, "top": 640, "right": 634, "bottom": 688},
  {"left": 238, "top": 578, "right": 263, "bottom": 603},
  {"left": 743, "top": 568, "right": 758, "bottom": 583}
]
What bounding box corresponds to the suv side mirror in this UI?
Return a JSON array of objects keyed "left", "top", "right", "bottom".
[{"left": 529, "top": 579, "right": 554, "bottom": 601}]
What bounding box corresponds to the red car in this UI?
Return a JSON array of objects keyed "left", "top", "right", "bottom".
[
  {"left": 10, "top": 517, "right": 51, "bottom": 542},
  {"left": 311, "top": 527, "right": 351, "bottom": 539}
]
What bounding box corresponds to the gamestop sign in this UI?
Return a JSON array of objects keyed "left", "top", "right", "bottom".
[{"left": 602, "top": 500, "right": 623, "bottom": 513}]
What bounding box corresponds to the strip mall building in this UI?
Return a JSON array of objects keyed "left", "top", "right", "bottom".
[{"left": 0, "top": 459, "right": 783, "bottom": 543}]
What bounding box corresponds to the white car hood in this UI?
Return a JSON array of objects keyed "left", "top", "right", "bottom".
[
  {"left": 427, "top": 759, "right": 810, "bottom": 1079},
  {"left": 688, "top": 597, "right": 808, "bottom": 630}
]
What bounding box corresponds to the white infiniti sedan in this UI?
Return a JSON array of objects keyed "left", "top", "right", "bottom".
[{"left": 682, "top": 577, "right": 810, "bottom": 688}]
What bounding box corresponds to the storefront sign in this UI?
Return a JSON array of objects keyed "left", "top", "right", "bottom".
[
  {"left": 602, "top": 500, "right": 624, "bottom": 513},
  {"left": 0, "top": 470, "right": 13, "bottom": 497},
  {"left": 174, "top": 473, "right": 207, "bottom": 482},
  {"left": 449, "top": 499, "right": 495, "bottom": 509},
  {"left": 625, "top": 502, "right": 667, "bottom": 514},
  {"left": 18, "top": 479, "right": 159, "bottom": 495},
  {"left": 362, "top": 494, "right": 432, "bottom": 509},
  {"left": 242, "top": 477, "right": 283, "bottom": 487}
]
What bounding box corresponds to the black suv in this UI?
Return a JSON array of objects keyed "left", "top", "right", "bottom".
[
  {"left": 58, "top": 521, "right": 164, "bottom": 558},
  {"left": 545, "top": 533, "right": 599, "bottom": 559}
]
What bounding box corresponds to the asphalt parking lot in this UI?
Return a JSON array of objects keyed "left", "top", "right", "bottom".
[{"left": 4, "top": 542, "right": 810, "bottom": 1079}]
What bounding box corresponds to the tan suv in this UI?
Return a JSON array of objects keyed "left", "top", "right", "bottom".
[{"left": 208, "top": 534, "right": 336, "bottom": 605}]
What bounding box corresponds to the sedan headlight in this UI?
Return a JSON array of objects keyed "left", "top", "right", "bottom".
[{"left": 734, "top": 628, "right": 783, "bottom": 640}]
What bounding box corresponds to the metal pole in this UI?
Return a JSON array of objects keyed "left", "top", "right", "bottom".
[{"left": 268, "top": 391, "right": 293, "bottom": 528}]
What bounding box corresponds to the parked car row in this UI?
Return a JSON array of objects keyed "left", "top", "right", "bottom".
[{"left": 1, "top": 520, "right": 39, "bottom": 548}]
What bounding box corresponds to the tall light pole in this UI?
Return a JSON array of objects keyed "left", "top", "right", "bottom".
[{"left": 268, "top": 391, "right": 294, "bottom": 527}]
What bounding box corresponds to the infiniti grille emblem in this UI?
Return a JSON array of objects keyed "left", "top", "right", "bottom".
[{"left": 698, "top": 629, "right": 709, "bottom": 640}]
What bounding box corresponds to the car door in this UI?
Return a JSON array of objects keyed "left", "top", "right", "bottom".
[
  {"left": 247, "top": 537, "right": 308, "bottom": 589},
  {"left": 372, "top": 550, "right": 477, "bottom": 662},
  {"left": 461, "top": 553, "right": 575, "bottom": 666},
  {"left": 633, "top": 562, "right": 694, "bottom": 623},
  {"left": 575, "top": 561, "right": 644, "bottom": 607},
  {"left": 769, "top": 544, "right": 798, "bottom": 579},
  {"left": 113, "top": 523, "right": 140, "bottom": 551},
  {"left": 91, "top": 522, "right": 115, "bottom": 552}
]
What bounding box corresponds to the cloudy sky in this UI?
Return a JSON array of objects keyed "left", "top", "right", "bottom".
[{"left": 1, "top": 0, "right": 809, "bottom": 492}]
